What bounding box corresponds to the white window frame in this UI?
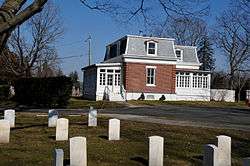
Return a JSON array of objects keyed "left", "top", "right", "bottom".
[
  {"left": 147, "top": 41, "right": 157, "bottom": 56},
  {"left": 175, "top": 49, "right": 183, "bottom": 61},
  {"left": 146, "top": 66, "right": 156, "bottom": 86},
  {"left": 176, "top": 72, "right": 190, "bottom": 88}
]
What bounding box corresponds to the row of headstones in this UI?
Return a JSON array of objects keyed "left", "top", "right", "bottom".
[
  {"left": 49, "top": 109, "right": 120, "bottom": 141},
  {"left": 53, "top": 136, "right": 163, "bottom": 166},
  {"left": 1, "top": 109, "right": 250, "bottom": 165}
]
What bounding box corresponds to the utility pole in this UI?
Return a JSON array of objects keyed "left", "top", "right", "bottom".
[{"left": 85, "top": 35, "right": 92, "bottom": 66}]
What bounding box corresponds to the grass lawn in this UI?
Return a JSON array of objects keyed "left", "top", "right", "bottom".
[
  {"left": 0, "top": 113, "right": 249, "bottom": 166},
  {"left": 67, "top": 98, "right": 126, "bottom": 109},
  {"left": 128, "top": 100, "right": 249, "bottom": 109}
]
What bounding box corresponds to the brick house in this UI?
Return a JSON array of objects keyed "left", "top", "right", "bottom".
[{"left": 82, "top": 35, "right": 211, "bottom": 101}]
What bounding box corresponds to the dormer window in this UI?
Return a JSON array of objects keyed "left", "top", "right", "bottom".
[
  {"left": 175, "top": 49, "right": 183, "bottom": 61},
  {"left": 147, "top": 41, "right": 157, "bottom": 55}
]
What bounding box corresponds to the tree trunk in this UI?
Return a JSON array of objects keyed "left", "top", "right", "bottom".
[{"left": 0, "top": 0, "right": 47, "bottom": 53}]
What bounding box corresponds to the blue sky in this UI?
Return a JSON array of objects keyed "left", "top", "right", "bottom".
[{"left": 52, "top": 0, "right": 231, "bottom": 80}]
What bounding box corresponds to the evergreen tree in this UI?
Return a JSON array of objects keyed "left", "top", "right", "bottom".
[{"left": 197, "top": 36, "right": 215, "bottom": 71}]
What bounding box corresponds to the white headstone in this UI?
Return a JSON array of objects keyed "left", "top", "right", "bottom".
[
  {"left": 243, "top": 157, "right": 250, "bottom": 166},
  {"left": 53, "top": 149, "right": 64, "bottom": 166},
  {"left": 203, "top": 144, "right": 218, "bottom": 166},
  {"left": 4, "top": 109, "right": 15, "bottom": 128},
  {"left": 149, "top": 136, "right": 164, "bottom": 166},
  {"left": 0, "top": 120, "right": 10, "bottom": 143},
  {"left": 88, "top": 109, "right": 97, "bottom": 127},
  {"left": 70, "top": 137, "right": 87, "bottom": 166},
  {"left": 56, "top": 118, "right": 69, "bottom": 141},
  {"left": 109, "top": 118, "right": 120, "bottom": 140},
  {"left": 48, "top": 109, "right": 59, "bottom": 127},
  {"left": 217, "top": 135, "right": 231, "bottom": 166}
]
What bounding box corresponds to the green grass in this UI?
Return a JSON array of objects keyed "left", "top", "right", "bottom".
[
  {"left": 0, "top": 100, "right": 17, "bottom": 108},
  {"left": 67, "top": 98, "right": 125, "bottom": 109},
  {"left": 0, "top": 113, "right": 249, "bottom": 165},
  {"left": 128, "top": 100, "right": 249, "bottom": 109}
]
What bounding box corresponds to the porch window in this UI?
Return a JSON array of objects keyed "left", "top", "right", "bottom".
[
  {"left": 192, "top": 73, "right": 209, "bottom": 89},
  {"left": 176, "top": 72, "right": 190, "bottom": 88},
  {"left": 115, "top": 70, "right": 121, "bottom": 86},
  {"left": 146, "top": 67, "right": 156, "bottom": 86},
  {"left": 107, "top": 74, "right": 113, "bottom": 86},
  {"left": 99, "top": 69, "right": 106, "bottom": 85}
]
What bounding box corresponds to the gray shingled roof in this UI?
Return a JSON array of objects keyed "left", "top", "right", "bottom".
[
  {"left": 174, "top": 45, "right": 200, "bottom": 63},
  {"left": 126, "top": 36, "right": 176, "bottom": 59}
]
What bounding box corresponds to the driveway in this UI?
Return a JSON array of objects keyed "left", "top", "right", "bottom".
[{"left": 20, "top": 104, "right": 250, "bottom": 131}]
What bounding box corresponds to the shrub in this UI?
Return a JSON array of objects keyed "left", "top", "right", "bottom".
[
  {"left": 159, "top": 95, "right": 166, "bottom": 101},
  {"left": 138, "top": 93, "right": 145, "bottom": 100},
  {"left": 14, "top": 76, "right": 72, "bottom": 107},
  {"left": 0, "top": 85, "right": 10, "bottom": 100}
]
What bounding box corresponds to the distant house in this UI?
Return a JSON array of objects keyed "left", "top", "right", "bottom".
[{"left": 82, "top": 35, "right": 211, "bottom": 101}]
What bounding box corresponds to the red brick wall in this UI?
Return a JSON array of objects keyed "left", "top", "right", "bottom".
[{"left": 123, "top": 62, "right": 176, "bottom": 93}]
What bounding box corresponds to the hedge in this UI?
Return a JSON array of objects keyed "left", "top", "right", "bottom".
[
  {"left": 0, "top": 85, "right": 10, "bottom": 100},
  {"left": 14, "top": 76, "right": 72, "bottom": 107}
]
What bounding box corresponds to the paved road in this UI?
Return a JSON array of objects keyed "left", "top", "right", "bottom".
[{"left": 20, "top": 105, "right": 250, "bottom": 131}]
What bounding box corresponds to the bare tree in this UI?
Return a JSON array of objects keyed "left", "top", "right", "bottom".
[
  {"left": 214, "top": 5, "right": 250, "bottom": 90},
  {"left": 2, "top": 2, "right": 63, "bottom": 78},
  {"left": 0, "top": 0, "right": 48, "bottom": 52},
  {"left": 153, "top": 16, "right": 207, "bottom": 46},
  {"left": 80, "top": 0, "right": 210, "bottom": 29}
]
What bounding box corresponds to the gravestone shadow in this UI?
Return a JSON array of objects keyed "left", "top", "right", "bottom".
[
  {"left": 63, "top": 159, "right": 70, "bottom": 166},
  {"left": 48, "top": 135, "right": 56, "bottom": 140},
  {"left": 12, "top": 124, "right": 47, "bottom": 130},
  {"left": 130, "top": 156, "right": 148, "bottom": 166},
  {"left": 99, "top": 135, "right": 108, "bottom": 140}
]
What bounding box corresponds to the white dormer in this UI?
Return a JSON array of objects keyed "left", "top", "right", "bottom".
[
  {"left": 146, "top": 40, "right": 158, "bottom": 56},
  {"left": 175, "top": 49, "right": 183, "bottom": 61}
]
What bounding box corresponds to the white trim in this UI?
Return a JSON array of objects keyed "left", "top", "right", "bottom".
[
  {"left": 125, "top": 36, "right": 129, "bottom": 55},
  {"left": 174, "top": 45, "right": 197, "bottom": 49},
  {"left": 127, "top": 35, "right": 175, "bottom": 41},
  {"left": 146, "top": 41, "right": 158, "bottom": 56},
  {"left": 146, "top": 66, "right": 157, "bottom": 69}
]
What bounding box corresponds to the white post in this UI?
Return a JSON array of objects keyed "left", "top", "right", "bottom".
[
  {"left": 243, "top": 157, "right": 250, "bottom": 166},
  {"left": 4, "top": 109, "right": 15, "bottom": 128},
  {"left": 70, "top": 137, "right": 87, "bottom": 166},
  {"left": 203, "top": 144, "right": 218, "bottom": 166},
  {"left": 0, "top": 120, "right": 10, "bottom": 143},
  {"left": 48, "top": 109, "right": 59, "bottom": 127},
  {"left": 53, "top": 149, "right": 64, "bottom": 166},
  {"left": 149, "top": 136, "right": 164, "bottom": 166},
  {"left": 56, "top": 118, "right": 69, "bottom": 141},
  {"left": 88, "top": 108, "right": 97, "bottom": 127},
  {"left": 109, "top": 118, "right": 120, "bottom": 140},
  {"left": 217, "top": 135, "right": 231, "bottom": 166}
]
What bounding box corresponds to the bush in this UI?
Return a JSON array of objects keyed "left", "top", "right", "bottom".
[
  {"left": 0, "top": 85, "right": 10, "bottom": 100},
  {"left": 159, "top": 95, "right": 166, "bottom": 101},
  {"left": 14, "top": 76, "right": 72, "bottom": 107},
  {"left": 138, "top": 93, "right": 145, "bottom": 100}
]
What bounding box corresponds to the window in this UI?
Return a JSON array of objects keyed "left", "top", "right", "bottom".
[
  {"left": 110, "top": 44, "right": 117, "bottom": 58},
  {"left": 147, "top": 42, "right": 157, "bottom": 55},
  {"left": 176, "top": 72, "right": 190, "bottom": 88},
  {"left": 175, "top": 49, "right": 183, "bottom": 61},
  {"left": 146, "top": 67, "right": 156, "bottom": 86},
  {"left": 192, "top": 73, "right": 209, "bottom": 89},
  {"left": 119, "top": 39, "right": 127, "bottom": 55},
  {"left": 99, "top": 69, "right": 106, "bottom": 85},
  {"left": 115, "top": 70, "right": 121, "bottom": 86},
  {"left": 107, "top": 74, "right": 113, "bottom": 86}
]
